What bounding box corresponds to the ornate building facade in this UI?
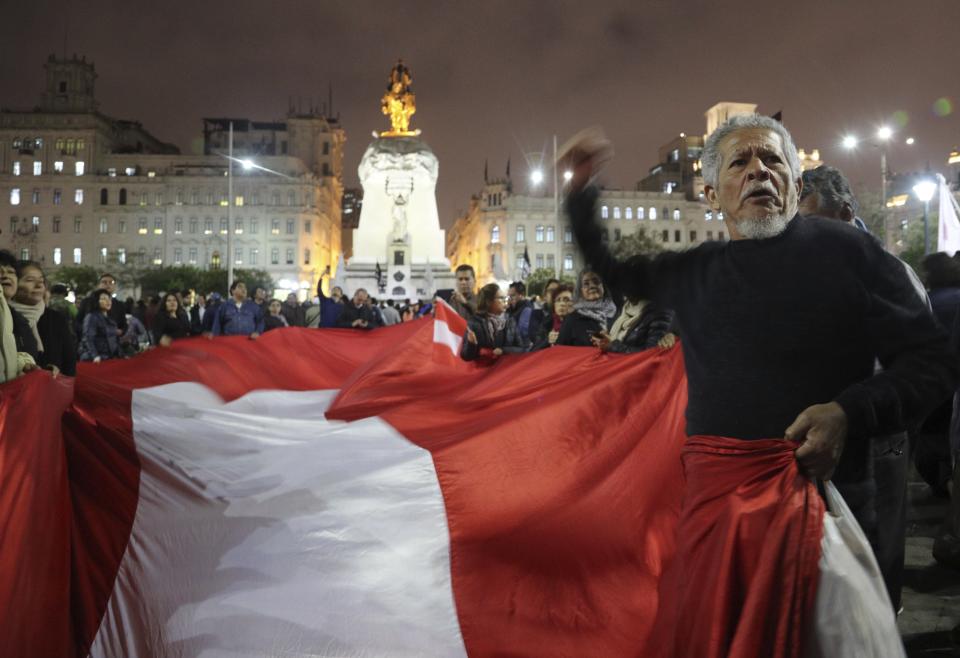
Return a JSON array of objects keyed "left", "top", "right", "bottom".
[{"left": 0, "top": 55, "right": 344, "bottom": 297}]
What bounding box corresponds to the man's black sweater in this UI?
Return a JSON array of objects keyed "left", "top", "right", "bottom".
[{"left": 567, "top": 187, "right": 958, "bottom": 441}]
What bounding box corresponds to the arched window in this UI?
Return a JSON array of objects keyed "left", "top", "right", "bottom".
[
  {"left": 100, "top": 188, "right": 108, "bottom": 205},
  {"left": 649, "top": 207, "right": 657, "bottom": 220},
  {"left": 662, "top": 207, "right": 669, "bottom": 220},
  {"left": 491, "top": 225, "right": 500, "bottom": 243},
  {"left": 211, "top": 251, "right": 221, "bottom": 270},
  {"left": 637, "top": 207, "right": 645, "bottom": 220},
  {"left": 673, "top": 208, "right": 681, "bottom": 220},
  {"left": 613, "top": 206, "right": 621, "bottom": 219},
  {"left": 601, "top": 205, "right": 609, "bottom": 219},
  {"left": 119, "top": 188, "right": 127, "bottom": 205},
  {"left": 625, "top": 207, "right": 633, "bottom": 220}
]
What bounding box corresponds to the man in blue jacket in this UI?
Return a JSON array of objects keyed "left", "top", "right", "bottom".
[{"left": 212, "top": 281, "right": 263, "bottom": 338}]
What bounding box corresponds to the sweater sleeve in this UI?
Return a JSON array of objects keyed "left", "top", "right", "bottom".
[{"left": 833, "top": 244, "right": 959, "bottom": 439}]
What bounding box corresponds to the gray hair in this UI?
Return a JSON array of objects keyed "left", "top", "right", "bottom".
[
  {"left": 800, "top": 165, "right": 859, "bottom": 215},
  {"left": 701, "top": 114, "right": 802, "bottom": 188}
]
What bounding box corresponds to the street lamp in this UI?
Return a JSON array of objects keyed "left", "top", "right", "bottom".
[
  {"left": 842, "top": 126, "right": 909, "bottom": 209},
  {"left": 530, "top": 169, "right": 544, "bottom": 186},
  {"left": 913, "top": 179, "right": 938, "bottom": 256}
]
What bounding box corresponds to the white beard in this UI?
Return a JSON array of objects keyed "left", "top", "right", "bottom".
[{"left": 731, "top": 213, "right": 790, "bottom": 240}]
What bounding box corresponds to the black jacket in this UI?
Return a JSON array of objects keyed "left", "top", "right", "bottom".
[
  {"left": 557, "top": 311, "right": 610, "bottom": 347},
  {"left": 153, "top": 313, "right": 192, "bottom": 344},
  {"left": 337, "top": 304, "right": 382, "bottom": 329},
  {"left": 37, "top": 307, "right": 77, "bottom": 375},
  {"left": 460, "top": 314, "right": 526, "bottom": 361},
  {"left": 10, "top": 307, "right": 39, "bottom": 359},
  {"left": 607, "top": 303, "right": 675, "bottom": 353}
]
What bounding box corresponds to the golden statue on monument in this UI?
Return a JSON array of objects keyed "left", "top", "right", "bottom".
[{"left": 380, "top": 60, "right": 419, "bottom": 137}]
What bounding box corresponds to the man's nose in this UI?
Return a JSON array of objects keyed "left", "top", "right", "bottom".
[{"left": 746, "top": 156, "right": 770, "bottom": 181}]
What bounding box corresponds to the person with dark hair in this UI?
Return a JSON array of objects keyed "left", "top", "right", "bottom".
[
  {"left": 189, "top": 293, "right": 207, "bottom": 335},
  {"left": 80, "top": 288, "right": 120, "bottom": 362},
  {"left": 77, "top": 272, "right": 127, "bottom": 337},
  {"left": 460, "top": 283, "right": 526, "bottom": 361},
  {"left": 252, "top": 285, "right": 269, "bottom": 315},
  {"left": 121, "top": 298, "right": 150, "bottom": 354},
  {"left": 212, "top": 281, "right": 263, "bottom": 338},
  {"left": 337, "top": 289, "right": 382, "bottom": 330},
  {"left": 264, "top": 299, "right": 290, "bottom": 332},
  {"left": 556, "top": 270, "right": 616, "bottom": 347},
  {"left": 202, "top": 292, "right": 221, "bottom": 335},
  {"left": 506, "top": 281, "right": 534, "bottom": 346},
  {"left": 450, "top": 264, "right": 477, "bottom": 321},
  {"left": 380, "top": 298, "right": 401, "bottom": 325},
  {"left": 308, "top": 270, "right": 345, "bottom": 328},
  {"left": 799, "top": 165, "right": 860, "bottom": 226},
  {"left": 280, "top": 292, "right": 306, "bottom": 328},
  {"left": 592, "top": 298, "right": 676, "bottom": 353},
  {"left": 152, "top": 293, "right": 192, "bottom": 346},
  {"left": 532, "top": 283, "right": 575, "bottom": 350},
  {"left": 564, "top": 117, "right": 957, "bottom": 654},
  {"left": 529, "top": 277, "right": 561, "bottom": 340},
  {"left": 11, "top": 260, "right": 76, "bottom": 375},
  {"left": 0, "top": 250, "right": 37, "bottom": 380}
]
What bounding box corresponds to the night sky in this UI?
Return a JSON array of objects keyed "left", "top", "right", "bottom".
[{"left": 2, "top": 0, "right": 958, "bottom": 226}]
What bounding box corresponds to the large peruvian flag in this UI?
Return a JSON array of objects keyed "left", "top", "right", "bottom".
[{"left": 1, "top": 303, "right": 902, "bottom": 657}]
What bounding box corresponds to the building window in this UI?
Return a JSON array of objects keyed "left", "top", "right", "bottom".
[
  {"left": 235, "top": 247, "right": 243, "bottom": 265},
  {"left": 673, "top": 208, "right": 681, "bottom": 221},
  {"left": 304, "top": 249, "right": 311, "bottom": 265},
  {"left": 491, "top": 225, "right": 500, "bottom": 243},
  {"left": 535, "top": 254, "right": 544, "bottom": 269},
  {"left": 706, "top": 231, "right": 713, "bottom": 241},
  {"left": 546, "top": 253, "right": 555, "bottom": 269},
  {"left": 546, "top": 226, "right": 555, "bottom": 242},
  {"left": 74, "top": 218, "right": 82, "bottom": 233},
  {"left": 564, "top": 228, "right": 573, "bottom": 243},
  {"left": 718, "top": 231, "right": 725, "bottom": 241},
  {"left": 601, "top": 228, "right": 610, "bottom": 242},
  {"left": 271, "top": 192, "right": 280, "bottom": 206},
  {"left": 117, "top": 247, "right": 126, "bottom": 264},
  {"left": 304, "top": 220, "right": 311, "bottom": 233},
  {"left": 206, "top": 191, "right": 214, "bottom": 206},
  {"left": 99, "top": 218, "right": 108, "bottom": 233},
  {"left": 252, "top": 191, "right": 260, "bottom": 205},
  {"left": 637, "top": 207, "right": 644, "bottom": 220},
  {"left": 271, "top": 247, "right": 279, "bottom": 265},
  {"left": 219, "top": 218, "right": 228, "bottom": 234},
  {"left": 52, "top": 217, "right": 61, "bottom": 233},
  {"left": 119, "top": 189, "right": 127, "bottom": 205},
  {"left": 33, "top": 161, "right": 42, "bottom": 176},
  {"left": 9, "top": 217, "right": 17, "bottom": 233},
  {"left": 153, "top": 247, "right": 162, "bottom": 265},
  {"left": 613, "top": 206, "right": 621, "bottom": 219},
  {"left": 516, "top": 225, "right": 525, "bottom": 242},
  {"left": 204, "top": 218, "right": 213, "bottom": 235},
  {"left": 174, "top": 218, "right": 183, "bottom": 234},
  {"left": 271, "top": 219, "right": 280, "bottom": 235},
  {"left": 614, "top": 228, "right": 621, "bottom": 241},
  {"left": 288, "top": 191, "right": 296, "bottom": 206},
  {"left": 53, "top": 247, "right": 62, "bottom": 265},
  {"left": 674, "top": 230, "right": 681, "bottom": 243},
  {"left": 137, "top": 247, "right": 146, "bottom": 265},
  {"left": 174, "top": 248, "right": 183, "bottom": 265},
  {"left": 235, "top": 195, "right": 244, "bottom": 207},
  {"left": 31, "top": 189, "right": 39, "bottom": 204},
  {"left": 249, "top": 248, "right": 258, "bottom": 265},
  {"left": 29, "top": 216, "right": 39, "bottom": 233},
  {"left": 138, "top": 218, "right": 148, "bottom": 235},
  {"left": 285, "top": 248, "right": 294, "bottom": 265},
  {"left": 75, "top": 161, "right": 85, "bottom": 176},
  {"left": 661, "top": 229, "right": 669, "bottom": 242},
  {"left": 191, "top": 190, "right": 199, "bottom": 205},
  {"left": 99, "top": 247, "right": 108, "bottom": 264},
  {"left": 690, "top": 230, "right": 697, "bottom": 242},
  {"left": 563, "top": 254, "right": 574, "bottom": 271},
  {"left": 139, "top": 192, "right": 148, "bottom": 207},
  {"left": 73, "top": 247, "right": 82, "bottom": 264},
  {"left": 286, "top": 219, "right": 294, "bottom": 234},
  {"left": 100, "top": 188, "right": 108, "bottom": 205},
  {"left": 188, "top": 247, "right": 198, "bottom": 264},
  {"left": 10, "top": 188, "right": 20, "bottom": 205},
  {"left": 649, "top": 207, "right": 657, "bottom": 220},
  {"left": 118, "top": 219, "right": 127, "bottom": 234},
  {"left": 73, "top": 188, "right": 83, "bottom": 205},
  {"left": 234, "top": 219, "right": 243, "bottom": 234},
  {"left": 12, "top": 162, "right": 21, "bottom": 176},
  {"left": 154, "top": 218, "right": 163, "bottom": 234},
  {"left": 19, "top": 248, "right": 29, "bottom": 260},
  {"left": 250, "top": 218, "right": 258, "bottom": 234},
  {"left": 625, "top": 207, "right": 633, "bottom": 220},
  {"left": 189, "top": 218, "right": 198, "bottom": 234},
  {"left": 535, "top": 225, "right": 544, "bottom": 242},
  {"left": 53, "top": 189, "right": 62, "bottom": 205},
  {"left": 179, "top": 190, "right": 186, "bottom": 206},
  {"left": 705, "top": 210, "right": 713, "bottom": 221},
  {"left": 54, "top": 161, "right": 64, "bottom": 173},
  {"left": 154, "top": 192, "right": 162, "bottom": 206},
  {"left": 601, "top": 205, "right": 609, "bottom": 219}
]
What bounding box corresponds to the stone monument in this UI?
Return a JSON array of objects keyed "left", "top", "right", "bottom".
[{"left": 344, "top": 61, "right": 454, "bottom": 300}]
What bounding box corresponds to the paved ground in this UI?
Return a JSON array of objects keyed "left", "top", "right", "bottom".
[{"left": 899, "top": 475, "right": 960, "bottom": 656}]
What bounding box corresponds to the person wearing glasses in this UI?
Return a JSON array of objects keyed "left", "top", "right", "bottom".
[{"left": 460, "top": 283, "right": 527, "bottom": 361}]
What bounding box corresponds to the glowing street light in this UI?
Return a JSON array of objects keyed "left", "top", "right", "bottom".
[
  {"left": 240, "top": 159, "right": 254, "bottom": 171},
  {"left": 563, "top": 170, "right": 573, "bottom": 182},
  {"left": 842, "top": 135, "right": 858, "bottom": 150},
  {"left": 905, "top": 137, "right": 916, "bottom": 146},
  {"left": 530, "top": 169, "right": 544, "bottom": 186},
  {"left": 913, "top": 178, "right": 938, "bottom": 256},
  {"left": 876, "top": 126, "right": 893, "bottom": 141}
]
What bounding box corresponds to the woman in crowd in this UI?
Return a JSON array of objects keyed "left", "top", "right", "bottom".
[
  {"left": 264, "top": 299, "right": 290, "bottom": 332},
  {"left": 10, "top": 260, "right": 76, "bottom": 375},
  {"left": 0, "top": 250, "right": 37, "bottom": 380},
  {"left": 529, "top": 277, "right": 560, "bottom": 341},
  {"left": 461, "top": 283, "right": 526, "bottom": 361},
  {"left": 556, "top": 270, "right": 617, "bottom": 347},
  {"left": 80, "top": 289, "right": 121, "bottom": 362},
  {"left": 152, "top": 292, "right": 192, "bottom": 346},
  {"left": 532, "top": 283, "right": 575, "bottom": 350}
]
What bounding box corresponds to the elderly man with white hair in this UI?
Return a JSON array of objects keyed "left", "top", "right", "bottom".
[{"left": 564, "top": 115, "right": 957, "bottom": 657}]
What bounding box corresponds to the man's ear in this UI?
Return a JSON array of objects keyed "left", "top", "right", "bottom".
[
  {"left": 704, "top": 184, "right": 722, "bottom": 211},
  {"left": 840, "top": 202, "right": 855, "bottom": 223}
]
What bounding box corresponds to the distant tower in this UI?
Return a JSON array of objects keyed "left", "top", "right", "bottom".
[
  {"left": 704, "top": 102, "right": 757, "bottom": 139},
  {"left": 41, "top": 54, "right": 98, "bottom": 113}
]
